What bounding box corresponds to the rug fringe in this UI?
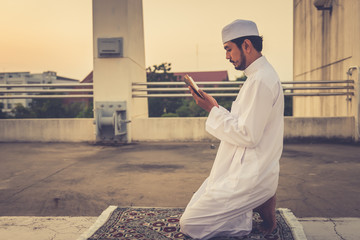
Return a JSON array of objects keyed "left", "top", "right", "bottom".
[
  {"left": 278, "top": 208, "right": 308, "bottom": 240},
  {"left": 77, "top": 205, "right": 118, "bottom": 240}
]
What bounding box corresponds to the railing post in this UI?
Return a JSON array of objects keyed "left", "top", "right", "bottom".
[
  {"left": 347, "top": 66, "right": 360, "bottom": 142},
  {"left": 356, "top": 68, "right": 360, "bottom": 142}
]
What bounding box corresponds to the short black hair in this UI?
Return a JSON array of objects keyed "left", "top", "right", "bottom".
[{"left": 231, "top": 36, "right": 263, "bottom": 52}]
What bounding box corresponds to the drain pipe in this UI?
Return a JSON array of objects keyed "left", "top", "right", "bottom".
[{"left": 347, "top": 66, "right": 360, "bottom": 142}]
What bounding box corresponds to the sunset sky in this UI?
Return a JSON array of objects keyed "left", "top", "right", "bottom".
[{"left": 0, "top": 0, "right": 293, "bottom": 81}]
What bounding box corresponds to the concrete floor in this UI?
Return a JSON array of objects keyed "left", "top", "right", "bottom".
[
  {"left": 1, "top": 216, "right": 360, "bottom": 240},
  {"left": 0, "top": 141, "right": 359, "bottom": 239}
]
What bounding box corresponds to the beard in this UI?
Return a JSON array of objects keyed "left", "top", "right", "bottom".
[{"left": 234, "top": 48, "right": 247, "bottom": 70}]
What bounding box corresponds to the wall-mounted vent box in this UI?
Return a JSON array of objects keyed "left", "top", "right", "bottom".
[{"left": 98, "top": 38, "right": 123, "bottom": 58}]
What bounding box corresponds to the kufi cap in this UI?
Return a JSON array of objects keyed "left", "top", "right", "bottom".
[{"left": 222, "top": 19, "right": 259, "bottom": 44}]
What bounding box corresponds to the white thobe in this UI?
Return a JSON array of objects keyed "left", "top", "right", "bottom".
[{"left": 180, "top": 56, "right": 284, "bottom": 239}]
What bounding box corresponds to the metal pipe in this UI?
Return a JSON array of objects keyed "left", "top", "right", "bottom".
[
  {"left": 133, "top": 93, "right": 237, "bottom": 98},
  {"left": 132, "top": 86, "right": 354, "bottom": 92},
  {"left": 0, "top": 95, "right": 93, "bottom": 99},
  {"left": 0, "top": 89, "right": 93, "bottom": 93},
  {"left": 132, "top": 81, "right": 243, "bottom": 86},
  {"left": 283, "top": 86, "right": 354, "bottom": 90},
  {"left": 281, "top": 80, "right": 354, "bottom": 84},
  {"left": 0, "top": 83, "right": 93, "bottom": 88},
  {"left": 132, "top": 92, "right": 354, "bottom": 98},
  {"left": 285, "top": 92, "right": 354, "bottom": 96},
  {"left": 132, "top": 87, "right": 241, "bottom": 92},
  {"left": 132, "top": 80, "right": 354, "bottom": 86}
]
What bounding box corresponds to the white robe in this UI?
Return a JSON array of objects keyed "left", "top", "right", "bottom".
[{"left": 180, "top": 56, "right": 284, "bottom": 239}]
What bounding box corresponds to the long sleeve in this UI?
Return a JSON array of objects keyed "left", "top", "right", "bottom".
[{"left": 206, "top": 79, "right": 274, "bottom": 148}]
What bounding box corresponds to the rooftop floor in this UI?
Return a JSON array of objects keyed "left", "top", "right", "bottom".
[{"left": 0, "top": 141, "right": 359, "bottom": 239}]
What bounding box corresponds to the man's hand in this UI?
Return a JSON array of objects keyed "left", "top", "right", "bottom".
[{"left": 189, "top": 87, "right": 219, "bottom": 112}]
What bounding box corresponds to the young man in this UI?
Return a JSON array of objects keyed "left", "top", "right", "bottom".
[{"left": 180, "top": 19, "right": 284, "bottom": 239}]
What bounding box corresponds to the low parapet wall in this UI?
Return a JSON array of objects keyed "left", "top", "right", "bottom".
[
  {"left": 131, "top": 116, "right": 355, "bottom": 142},
  {"left": 284, "top": 116, "right": 355, "bottom": 140},
  {"left": 0, "top": 119, "right": 96, "bottom": 142},
  {"left": 0, "top": 116, "right": 355, "bottom": 142},
  {"left": 131, "top": 117, "right": 214, "bottom": 141}
]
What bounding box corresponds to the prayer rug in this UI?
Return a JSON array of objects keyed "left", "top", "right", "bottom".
[{"left": 78, "top": 206, "right": 307, "bottom": 240}]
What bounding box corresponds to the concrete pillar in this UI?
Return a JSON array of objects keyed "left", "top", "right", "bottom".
[{"left": 92, "top": 0, "right": 148, "bottom": 143}]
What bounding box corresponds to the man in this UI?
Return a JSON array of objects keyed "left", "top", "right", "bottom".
[{"left": 180, "top": 19, "right": 284, "bottom": 239}]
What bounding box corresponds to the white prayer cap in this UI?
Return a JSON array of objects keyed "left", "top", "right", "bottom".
[{"left": 222, "top": 19, "right": 259, "bottom": 44}]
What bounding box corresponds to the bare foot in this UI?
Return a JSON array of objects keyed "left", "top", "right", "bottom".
[{"left": 253, "top": 194, "right": 277, "bottom": 235}]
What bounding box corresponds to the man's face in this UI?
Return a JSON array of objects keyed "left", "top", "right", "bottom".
[{"left": 224, "top": 41, "right": 246, "bottom": 70}]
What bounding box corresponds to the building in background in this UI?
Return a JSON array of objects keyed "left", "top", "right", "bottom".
[
  {"left": 0, "top": 71, "right": 78, "bottom": 113},
  {"left": 293, "top": 0, "right": 359, "bottom": 117}
]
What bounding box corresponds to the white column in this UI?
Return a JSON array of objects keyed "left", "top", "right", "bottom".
[{"left": 92, "top": 0, "right": 148, "bottom": 142}]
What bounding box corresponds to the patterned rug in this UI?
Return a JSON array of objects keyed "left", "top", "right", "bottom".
[{"left": 78, "top": 206, "right": 307, "bottom": 240}]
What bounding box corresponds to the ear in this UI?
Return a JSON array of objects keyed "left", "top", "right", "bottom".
[{"left": 242, "top": 39, "right": 252, "bottom": 53}]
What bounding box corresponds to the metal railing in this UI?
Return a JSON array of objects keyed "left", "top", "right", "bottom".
[
  {"left": 0, "top": 80, "right": 355, "bottom": 99},
  {"left": 132, "top": 80, "right": 355, "bottom": 98},
  {"left": 0, "top": 83, "right": 93, "bottom": 99}
]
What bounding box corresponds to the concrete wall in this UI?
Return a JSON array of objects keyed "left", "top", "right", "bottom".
[
  {"left": 131, "top": 118, "right": 216, "bottom": 142},
  {"left": 284, "top": 116, "right": 354, "bottom": 140},
  {"left": 293, "top": 0, "right": 360, "bottom": 117},
  {"left": 0, "top": 119, "right": 96, "bottom": 142},
  {"left": 0, "top": 117, "right": 355, "bottom": 142},
  {"left": 131, "top": 117, "right": 355, "bottom": 142}
]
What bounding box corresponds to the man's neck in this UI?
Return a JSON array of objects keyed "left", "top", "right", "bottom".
[{"left": 246, "top": 52, "right": 262, "bottom": 68}]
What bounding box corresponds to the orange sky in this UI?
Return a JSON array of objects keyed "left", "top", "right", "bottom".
[{"left": 0, "top": 0, "right": 292, "bottom": 81}]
